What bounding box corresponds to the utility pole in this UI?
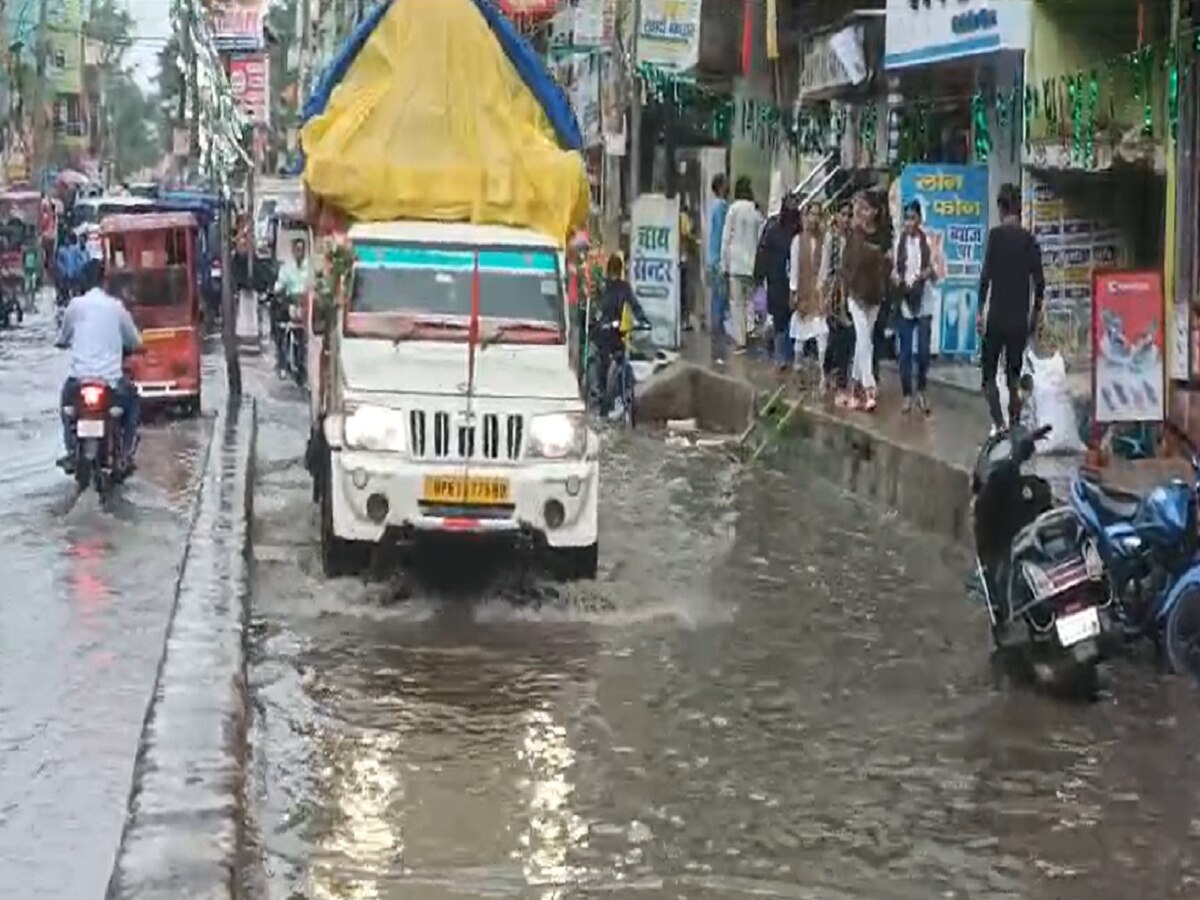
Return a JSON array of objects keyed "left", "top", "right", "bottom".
[
  {"left": 628, "top": 0, "right": 642, "bottom": 203},
  {"left": 298, "top": 0, "right": 312, "bottom": 111},
  {"left": 185, "top": 0, "right": 200, "bottom": 164},
  {"left": 32, "top": 0, "right": 49, "bottom": 189}
]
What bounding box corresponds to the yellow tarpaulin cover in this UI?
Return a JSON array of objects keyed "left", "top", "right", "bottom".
[{"left": 301, "top": 0, "right": 589, "bottom": 245}]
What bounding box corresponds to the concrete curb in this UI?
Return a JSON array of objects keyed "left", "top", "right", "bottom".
[
  {"left": 774, "top": 400, "right": 975, "bottom": 547},
  {"left": 105, "top": 397, "right": 258, "bottom": 900}
]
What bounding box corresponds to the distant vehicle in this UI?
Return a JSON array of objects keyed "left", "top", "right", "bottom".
[{"left": 72, "top": 196, "right": 158, "bottom": 258}]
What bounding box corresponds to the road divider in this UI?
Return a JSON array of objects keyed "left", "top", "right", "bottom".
[{"left": 106, "top": 397, "right": 257, "bottom": 900}]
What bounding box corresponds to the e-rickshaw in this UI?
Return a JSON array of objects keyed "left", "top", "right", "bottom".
[
  {"left": 0, "top": 190, "right": 43, "bottom": 316},
  {"left": 100, "top": 212, "right": 203, "bottom": 416}
]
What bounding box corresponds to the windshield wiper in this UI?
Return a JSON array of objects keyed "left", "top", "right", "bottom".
[{"left": 479, "top": 320, "right": 560, "bottom": 348}]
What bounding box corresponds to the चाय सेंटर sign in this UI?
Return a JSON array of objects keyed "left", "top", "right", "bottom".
[{"left": 630, "top": 194, "right": 680, "bottom": 349}]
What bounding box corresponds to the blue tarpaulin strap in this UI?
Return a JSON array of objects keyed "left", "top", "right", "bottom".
[{"left": 300, "top": 0, "right": 582, "bottom": 153}]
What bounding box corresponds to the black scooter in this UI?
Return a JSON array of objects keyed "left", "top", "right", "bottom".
[{"left": 971, "top": 424, "right": 1115, "bottom": 695}]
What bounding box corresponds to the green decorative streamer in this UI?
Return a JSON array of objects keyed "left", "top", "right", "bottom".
[
  {"left": 971, "top": 91, "right": 991, "bottom": 161},
  {"left": 1085, "top": 70, "right": 1098, "bottom": 167},
  {"left": 1075, "top": 74, "right": 1084, "bottom": 162}
]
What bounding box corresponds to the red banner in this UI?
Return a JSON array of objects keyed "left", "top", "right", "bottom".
[
  {"left": 499, "top": 0, "right": 559, "bottom": 20},
  {"left": 229, "top": 53, "right": 269, "bottom": 126},
  {"left": 1091, "top": 269, "right": 1166, "bottom": 425}
]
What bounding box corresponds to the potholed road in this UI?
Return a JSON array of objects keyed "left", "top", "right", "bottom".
[
  {"left": 0, "top": 307, "right": 212, "bottom": 898},
  {"left": 243, "top": 366, "right": 1200, "bottom": 900}
]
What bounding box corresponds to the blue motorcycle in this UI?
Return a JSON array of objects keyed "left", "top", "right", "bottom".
[{"left": 1068, "top": 425, "right": 1200, "bottom": 682}]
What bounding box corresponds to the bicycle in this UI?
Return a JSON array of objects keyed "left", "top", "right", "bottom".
[{"left": 587, "top": 319, "right": 652, "bottom": 427}]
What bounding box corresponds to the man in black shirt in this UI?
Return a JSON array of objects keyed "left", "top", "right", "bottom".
[{"left": 977, "top": 183, "right": 1045, "bottom": 433}]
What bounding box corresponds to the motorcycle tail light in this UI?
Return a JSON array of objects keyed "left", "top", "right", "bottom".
[{"left": 80, "top": 384, "right": 106, "bottom": 409}]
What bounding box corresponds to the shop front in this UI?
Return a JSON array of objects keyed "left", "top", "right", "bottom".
[{"left": 884, "top": 0, "right": 1031, "bottom": 226}]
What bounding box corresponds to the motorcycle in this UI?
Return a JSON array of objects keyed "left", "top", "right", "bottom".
[
  {"left": 0, "top": 273, "right": 23, "bottom": 328},
  {"left": 61, "top": 380, "right": 135, "bottom": 500},
  {"left": 1068, "top": 424, "right": 1200, "bottom": 682},
  {"left": 972, "top": 424, "right": 1115, "bottom": 694}
]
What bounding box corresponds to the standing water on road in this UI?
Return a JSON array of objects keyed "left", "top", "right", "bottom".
[
  {"left": 0, "top": 313, "right": 212, "bottom": 898},
  {"left": 244, "top": 380, "right": 1200, "bottom": 900}
]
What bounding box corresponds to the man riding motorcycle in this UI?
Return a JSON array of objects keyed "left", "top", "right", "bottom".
[
  {"left": 271, "top": 236, "right": 313, "bottom": 377},
  {"left": 55, "top": 260, "right": 141, "bottom": 473}
]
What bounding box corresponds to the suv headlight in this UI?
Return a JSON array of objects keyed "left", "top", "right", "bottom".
[
  {"left": 527, "top": 412, "right": 587, "bottom": 460},
  {"left": 344, "top": 405, "right": 406, "bottom": 453}
]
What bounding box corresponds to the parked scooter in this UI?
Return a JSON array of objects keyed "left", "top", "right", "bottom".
[
  {"left": 1069, "top": 424, "right": 1200, "bottom": 682},
  {"left": 972, "top": 424, "right": 1115, "bottom": 695}
]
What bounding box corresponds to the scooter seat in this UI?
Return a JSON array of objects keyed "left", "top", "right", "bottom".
[{"left": 1076, "top": 473, "right": 1142, "bottom": 525}]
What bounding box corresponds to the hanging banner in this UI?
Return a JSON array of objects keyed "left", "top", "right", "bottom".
[
  {"left": 1092, "top": 270, "right": 1166, "bottom": 424},
  {"left": 210, "top": 0, "right": 267, "bottom": 52},
  {"left": 229, "top": 53, "right": 270, "bottom": 126},
  {"left": 574, "top": 0, "right": 615, "bottom": 46},
  {"left": 47, "top": 0, "right": 84, "bottom": 94},
  {"left": 898, "top": 164, "right": 989, "bottom": 357},
  {"left": 766, "top": 0, "right": 779, "bottom": 60},
  {"left": 637, "top": 0, "right": 702, "bottom": 71},
  {"left": 630, "top": 193, "right": 680, "bottom": 349}
]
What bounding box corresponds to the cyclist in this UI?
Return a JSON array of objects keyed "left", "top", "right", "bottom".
[{"left": 589, "top": 253, "right": 650, "bottom": 416}]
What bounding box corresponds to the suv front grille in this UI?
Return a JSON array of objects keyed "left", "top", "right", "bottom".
[{"left": 409, "top": 410, "right": 523, "bottom": 461}]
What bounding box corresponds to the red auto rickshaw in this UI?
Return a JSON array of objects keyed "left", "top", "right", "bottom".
[{"left": 100, "top": 212, "right": 202, "bottom": 416}]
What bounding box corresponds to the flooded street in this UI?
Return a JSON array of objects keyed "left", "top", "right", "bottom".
[
  {"left": 0, "top": 308, "right": 211, "bottom": 898},
  {"left": 245, "top": 374, "right": 1200, "bottom": 900}
]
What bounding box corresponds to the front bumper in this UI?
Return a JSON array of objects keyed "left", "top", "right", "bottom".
[
  {"left": 135, "top": 380, "right": 200, "bottom": 400},
  {"left": 329, "top": 449, "right": 599, "bottom": 548}
]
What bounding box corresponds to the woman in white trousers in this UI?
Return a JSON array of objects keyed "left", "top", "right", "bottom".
[{"left": 840, "top": 192, "right": 888, "bottom": 411}]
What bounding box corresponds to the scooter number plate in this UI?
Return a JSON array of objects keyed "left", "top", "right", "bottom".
[
  {"left": 1055, "top": 606, "right": 1101, "bottom": 647},
  {"left": 76, "top": 419, "right": 105, "bottom": 438}
]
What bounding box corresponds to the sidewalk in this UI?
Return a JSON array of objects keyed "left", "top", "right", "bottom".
[{"left": 679, "top": 334, "right": 1189, "bottom": 546}]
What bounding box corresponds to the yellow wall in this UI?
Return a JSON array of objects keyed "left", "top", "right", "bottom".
[{"left": 1026, "top": 0, "right": 1169, "bottom": 143}]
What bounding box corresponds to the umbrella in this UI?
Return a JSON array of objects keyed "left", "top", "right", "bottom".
[{"left": 55, "top": 170, "right": 89, "bottom": 188}]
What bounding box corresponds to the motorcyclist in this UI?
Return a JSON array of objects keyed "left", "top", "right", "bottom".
[
  {"left": 271, "top": 236, "right": 312, "bottom": 376},
  {"left": 55, "top": 260, "right": 141, "bottom": 473},
  {"left": 589, "top": 253, "right": 650, "bottom": 414}
]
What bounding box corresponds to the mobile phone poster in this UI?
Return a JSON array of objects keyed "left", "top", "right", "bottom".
[{"left": 898, "top": 164, "right": 989, "bottom": 357}]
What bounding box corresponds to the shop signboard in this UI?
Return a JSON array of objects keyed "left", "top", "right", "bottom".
[
  {"left": 898, "top": 163, "right": 989, "bottom": 358},
  {"left": 573, "top": 0, "right": 615, "bottom": 46},
  {"left": 637, "top": 0, "right": 702, "bottom": 71},
  {"left": 210, "top": 0, "right": 267, "bottom": 52},
  {"left": 229, "top": 53, "right": 270, "bottom": 126},
  {"left": 630, "top": 193, "right": 681, "bottom": 349},
  {"left": 884, "top": 0, "right": 1030, "bottom": 70},
  {"left": 1092, "top": 270, "right": 1166, "bottom": 424},
  {"left": 798, "top": 23, "right": 868, "bottom": 99}
]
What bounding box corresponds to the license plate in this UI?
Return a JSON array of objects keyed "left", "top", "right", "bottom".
[
  {"left": 76, "top": 419, "right": 105, "bottom": 438},
  {"left": 1055, "top": 606, "right": 1101, "bottom": 647},
  {"left": 422, "top": 475, "right": 510, "bottom": 505}
]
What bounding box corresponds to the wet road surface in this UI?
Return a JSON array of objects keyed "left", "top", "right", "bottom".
[
  {"left": 244, "top": 363, "right": 1200, "bottom": 900},
  {"left": 0, "top": 308, "right": 212, "bottom": 898}
]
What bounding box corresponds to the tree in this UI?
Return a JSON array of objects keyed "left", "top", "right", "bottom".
[{"left": 86, "top": 0, "right": 163, "bottom": 178}]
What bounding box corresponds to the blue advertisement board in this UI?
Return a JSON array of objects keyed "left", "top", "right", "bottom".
[{"left": 898, "top": 164, "right": 989, "bottom": 357}]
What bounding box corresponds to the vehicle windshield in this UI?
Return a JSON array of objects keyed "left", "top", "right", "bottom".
[
  {"left": 349, "top": 242, "right": 564, "bottom": 330},
  {"left": 107, "top": 267, "right": 192, "bottom": 328}
]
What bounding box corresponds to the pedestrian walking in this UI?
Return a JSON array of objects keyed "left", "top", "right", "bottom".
[
  {"left": 707, "top": 173, "right": 729, "bottom": 338},
  {"left": 840, "top": 191, "right": 889, "bottom": 411},
  {"left": 789, "top": 203, "right": 827, "bottom": 385},
  {"left": 679, "top": 197, "right": 697, "bottom": 331},
  {"left": 893, "top": 200, "right": 937, "bottom": 415},
  {"left": 756, "top": 193, "right": 800, "bottom": 371},
  {"left": 820, "top": 204, "right": 853, "bottom": 404},
  {"left": 720, "top": 176, "right": 764, "bottom": 354},
  {"left": 977, "top": 182, "right": 1045, "bottom": 433}
]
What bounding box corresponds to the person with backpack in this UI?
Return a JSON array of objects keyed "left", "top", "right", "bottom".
[{"left": 892, "top": 200, "right": 938, "bottom": 414}]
